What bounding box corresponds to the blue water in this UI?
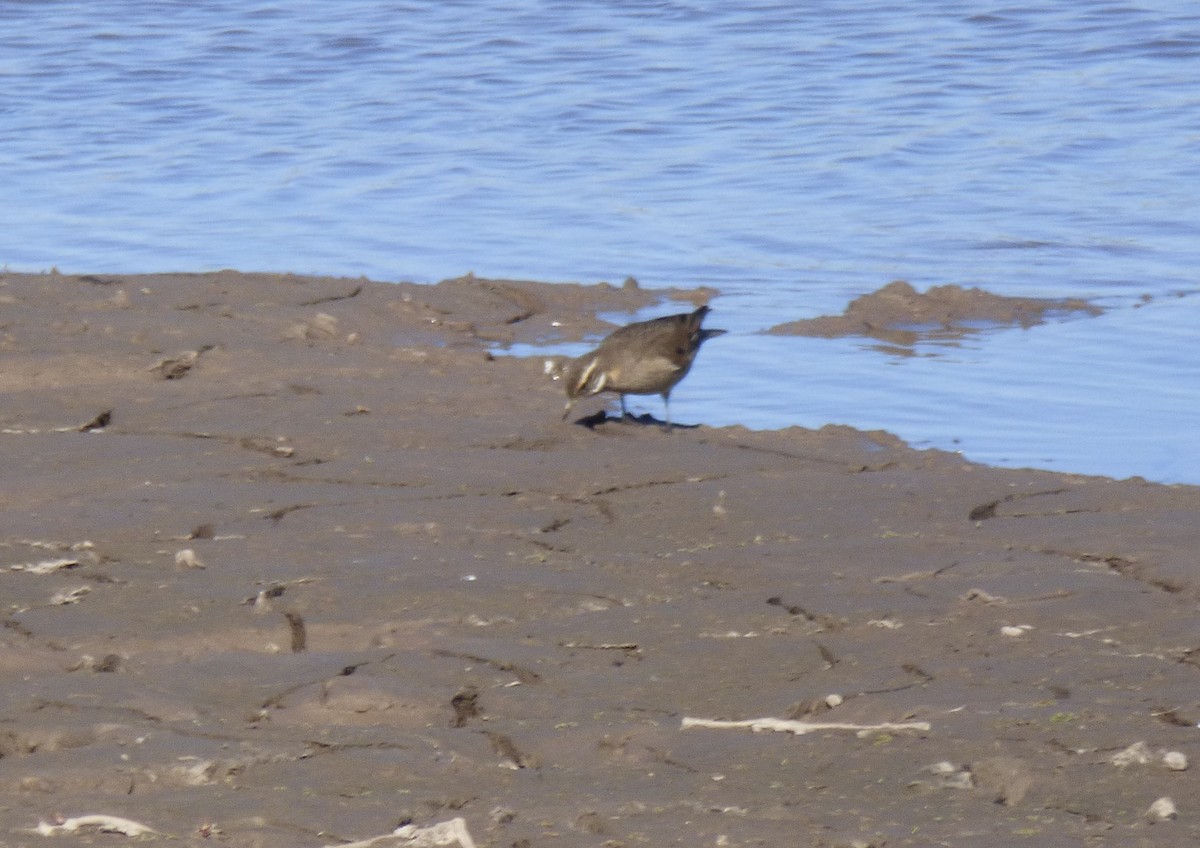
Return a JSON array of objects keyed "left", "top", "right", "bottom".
[{"left": 3, "top": 2, "right": 1199, "bottom": 482}]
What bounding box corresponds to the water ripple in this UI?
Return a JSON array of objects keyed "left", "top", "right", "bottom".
[{"left": 2, "top": 1, "right": 1198, "bottom": 480}]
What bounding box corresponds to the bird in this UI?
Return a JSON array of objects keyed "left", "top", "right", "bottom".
[{"left": 556, "top": 304, "right": 725, "bottom": 428}]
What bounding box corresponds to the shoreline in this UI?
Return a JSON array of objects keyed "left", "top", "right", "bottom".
[{"left": 2, "top": 270, "right": 1198, "bottom": 846}]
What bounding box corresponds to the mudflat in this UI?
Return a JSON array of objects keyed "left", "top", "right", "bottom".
[{"left": 2, "top": 270, "right": 1198, "bottom": 847}]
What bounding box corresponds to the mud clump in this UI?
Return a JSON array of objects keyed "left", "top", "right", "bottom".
[{"left": 768, "top": 279, "right": 1102, "bottom": 347}]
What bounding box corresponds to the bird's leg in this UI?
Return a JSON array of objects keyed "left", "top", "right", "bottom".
[
  {"left": 661, "top": 393, "right": 672, "bottom": 432},
  {"left": 619, "top": 395, "right": 629, "bottom": 420}
]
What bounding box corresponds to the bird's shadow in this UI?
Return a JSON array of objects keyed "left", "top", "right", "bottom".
[{"left": 571, "top": 410, "right": 699, "bottom": 431}]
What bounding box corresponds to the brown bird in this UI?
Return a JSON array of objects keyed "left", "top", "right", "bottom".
[{"left": 557, "top": 304, "right": 725, "bottom": 428}]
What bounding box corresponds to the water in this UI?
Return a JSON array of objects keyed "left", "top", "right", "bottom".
[{"left": 3, "top": 2, "right": 1198, "bottom": 482}]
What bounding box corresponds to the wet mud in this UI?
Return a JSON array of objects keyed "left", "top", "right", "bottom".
[
  {"left": 768, "top": 279, "right": 1102, "bottom": 350},
  {"left": 1, "top": 271, "right": 1197, "bottom": 847}
]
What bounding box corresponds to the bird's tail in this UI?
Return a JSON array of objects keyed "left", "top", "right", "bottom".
[{"left": 689, "top": 305, "right": 726, "bottom": 346}]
